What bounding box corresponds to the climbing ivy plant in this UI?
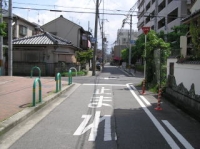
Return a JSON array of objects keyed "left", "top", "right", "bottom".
[
  {"left": 145, "top": 30, "right": 171, "bottom": 88},
  {"left": 190, "top": 17, "right": 200, "bottom": 58}
]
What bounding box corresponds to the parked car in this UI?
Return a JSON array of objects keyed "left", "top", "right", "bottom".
[{"left": 96, "top": 62, "right": 101, "bottom": 71}]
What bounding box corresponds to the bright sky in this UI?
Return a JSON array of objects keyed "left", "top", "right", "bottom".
[{"left": 11, "top": 0, "right": 138, "bottom": 52}]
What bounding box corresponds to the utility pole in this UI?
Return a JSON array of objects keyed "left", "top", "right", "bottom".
[
  {"left": 8, "top": 0, "right": 12, "bottom": 76},
  {"left": 92, "top": 0, "right": 99, "bottom": 76},
  {"left": 129, "top": 15, "right": 132, "bottom": 69},
  {"left": 0, "top": 0, "right": 3, "bottom": 76},
  {"left": 101, "top": 20, "right": 104, "bottom": 68},
  {"left": 101, "top": 0, "right": 104, "bottom": 69},
  {"left": 154, "top": 0, "right": 158, "bottom": 32}
]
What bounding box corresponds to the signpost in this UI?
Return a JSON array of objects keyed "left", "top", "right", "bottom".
[{"left": 141, "top": 27, "right": 150, "bottom": 94}]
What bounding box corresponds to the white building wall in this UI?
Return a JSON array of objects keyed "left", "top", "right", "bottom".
[
  {"left": 167, "top": 58, "right": 200, "bottom": 95},
  {"left": 191, "top": 0, "right": 200, "bottom": 13}
]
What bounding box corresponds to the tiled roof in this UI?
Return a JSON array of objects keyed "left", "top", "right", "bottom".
[{"left": 13, "top": 32, "right": 72, "bottom": 45}]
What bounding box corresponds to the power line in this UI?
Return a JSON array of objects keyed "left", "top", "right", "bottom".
[
  {"left": 13, "top": 6, "right": 129, "bottom": 16},
  {"left": 12, "top": 1, "right": 130, "bottom": 13}
]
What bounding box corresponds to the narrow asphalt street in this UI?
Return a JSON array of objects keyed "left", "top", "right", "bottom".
[{"left": 0, "top": 64, "right": 200, "bottom": 149}]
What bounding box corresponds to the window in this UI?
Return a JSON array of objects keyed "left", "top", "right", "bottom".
[
  {"left": 167, "top": 8, "right": 178, "bottom": 24},
  {"left": 122, "top": 38, "right": 126, "bottom": 44},
  {"left": 19, "top": 25, "right": 27, "bottom": 36}
]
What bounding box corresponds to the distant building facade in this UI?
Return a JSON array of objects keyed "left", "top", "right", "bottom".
[{"left": 112, "top": 29, "right": 138, "bottom": 63}]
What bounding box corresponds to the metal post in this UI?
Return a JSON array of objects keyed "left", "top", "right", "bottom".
[
  {"left": 8, "top": 0, "right": 13, "bottom": 76},
  {"left": 32, "top": 78, "right": 42, "bottom": 107},
  {"left": 56, "top": 73, "right": 61, "bottom": 92},
  {"left": 102, "top": 0, "right": 104, "bottom": 69},
  {"left": 68, "top": 69, "right": 72, "bottom": 85},
  {"left": 144, "top": 34, "right": 147, "bottom": 79},
  {"left": 129, "top": 15, "right": 132, "bottom": 70},
  {"left": 154, "top": 0, "right": 158, "bottom": 32},
  {"left": 92, "top": 0, "right": 99, "bottom": 76},
  {"left": 102, "top": 20, "right": 104, "bottom": 68}
]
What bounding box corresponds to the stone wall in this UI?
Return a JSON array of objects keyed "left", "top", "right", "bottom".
[{"left": 164, "top": 75, "right": 200, "bottom": 121}]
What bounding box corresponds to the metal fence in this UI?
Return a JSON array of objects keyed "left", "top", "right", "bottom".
[{"left": 13, "top": 62, "right": 80, "bottom": 76}]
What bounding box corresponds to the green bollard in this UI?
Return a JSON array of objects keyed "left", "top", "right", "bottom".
[
  {"left": 32, "top": 78, "right": 42, "bottom": 106},
  {"left": 56, "top": 73, "right": 61, "bottom": 92},
  {"left": 70, "top": 70, "right": 72, "bottom": 84},
  {"left": 31, "top": 66, "right": 41, "bottom": 78},
  {"left": 68, "top": 70, "right": 72, "bottom": 85}
]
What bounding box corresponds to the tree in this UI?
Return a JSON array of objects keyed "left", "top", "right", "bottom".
[
  {"left": 76, "top": 49, "right": 93, "bottom": 64},
  {"left": 121, "top": 48, "right": 129, "bottom": 63},
  {"left": 0, "top": 14, "right": 6, "bottom": 37},
  {"left": 145, "top": 30, "right": 170, "bottom": 88},
  {"left": 190, "top": 17, "right": 200, "bottom": 58},
  {"left": 164, "top": 25, "right": 188, "bottom": 56},
  {"left": 121, "top": 34, "right": 144, "bottom": 65}
]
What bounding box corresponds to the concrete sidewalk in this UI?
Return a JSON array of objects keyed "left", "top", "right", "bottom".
[{"left": 0, "top": 76, "right": 74, "bottom": 136}]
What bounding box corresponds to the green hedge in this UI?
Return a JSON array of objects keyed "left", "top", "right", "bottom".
[{"left": 61, "top": 70, "right": 88, "bottom": 77}]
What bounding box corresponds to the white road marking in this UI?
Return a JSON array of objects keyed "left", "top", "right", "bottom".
[
  {"left": 83, "top": 83, "right": 126, "bottom": 86},
  {"left": 73, "top": 115, "right": 92, "bottom": 135},
  {"left": 103, "top": 77, "right": 117, "bottom": 80},
  {"left": 100, "top": 87, "right": 110, "bottom": 94},
  {"left": 74, "top": 111, "right": 100, "bottom": 141},
  {"left": 88, "top": 96, "right": 112, "bottom": 108},
  {"left": 139, "top": 95, "right": 151, "bottom": 106},
  {"left": 126, "top": 84, "right": 180, "bottom": 149},
  {"left": 162, "top": 120, "right": 194, "bottom": 149},
  {"left": 102, "top": 115, "right": 112, "bottom": 141},
  {"left": 74, "top": 112, "right": 115, "bottom": 141},
  {"left": 88, "top": 111, "right": 100, "bottom": 141}
]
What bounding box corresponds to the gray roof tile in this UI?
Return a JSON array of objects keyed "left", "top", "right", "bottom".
[{"left": 13, "top": 32, "right": 72, "bottom": 45}]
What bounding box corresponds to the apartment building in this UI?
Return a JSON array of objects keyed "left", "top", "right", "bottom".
[
  {"left": 117, "top": 29, "right": 138, "bottom": 46},
  {"left": 137, "top": 0, "right": 188, "bottom": 35},
  {"left": 112, "top": 29, "right": 138, "bottom": 62}
]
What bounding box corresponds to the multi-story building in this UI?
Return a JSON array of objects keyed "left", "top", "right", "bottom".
[
  {"left": 112, "top": 29, "right": 138, "bottom": 63},
  {"left": 117, "top": 29, "right": 138, "bottom": 46},
  {"left": 137, "top": 0, "right": 188, "bottom": 35}
]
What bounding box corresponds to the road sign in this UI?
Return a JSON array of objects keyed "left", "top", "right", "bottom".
[
  {"left": 130, "top": 40, "right": 135, "bottom": 45},
  {"left": 91, "top": 37, "right": 96, "bottom": 43},
  {"left": 142, "top": 27, "right": 150, "bottom": 35}
]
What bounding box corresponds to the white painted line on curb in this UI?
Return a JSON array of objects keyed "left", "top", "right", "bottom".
[
  {"left": 126, "top": 84, "right": 180, "bottom": 149},
  {"left": 162, "top": 120, "right": 194, "bottom": 149}
]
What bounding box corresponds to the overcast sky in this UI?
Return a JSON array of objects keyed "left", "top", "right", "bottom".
[{"left": 11, "top": 0, "right": 138, "bottom": 52}]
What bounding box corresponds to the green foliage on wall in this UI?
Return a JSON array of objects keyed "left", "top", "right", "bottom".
[
  {"left": 0, "top": 15, "right": 6, "bottom": 37},
  {"left": 190, "top": 17, "right": 200, "bottom": 58},
  {"left": 145, "top": 30, "right": 171, "bottom": 87}
]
